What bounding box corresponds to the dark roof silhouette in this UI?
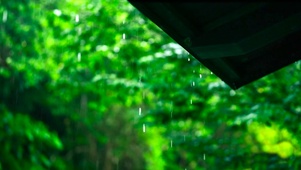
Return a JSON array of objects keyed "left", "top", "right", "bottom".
[{"left": 129, "top": 2, "right": 301, "bottom": 89}]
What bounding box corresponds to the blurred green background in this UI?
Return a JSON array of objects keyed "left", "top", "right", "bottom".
[{"left": 1, "top": 0, "right": 301, "bottom": 169}]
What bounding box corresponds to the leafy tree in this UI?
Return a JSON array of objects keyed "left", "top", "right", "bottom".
[{"left": 1, "top": 0, "right": 301, "bottom": 169}]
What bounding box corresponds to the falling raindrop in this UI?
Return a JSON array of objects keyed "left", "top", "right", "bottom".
[
  {"left": 143, "top": 124, "right": 146, "bottom": 132},
  {"left": 77, "top": 53, "right": 81, "bottom": 62},
  {"left": 188, "top": 57, "right": 190, "bottom": 61},
  {"left": 190, "top": 99, "right": 193, "bottom": 105},
  {"left": 199, "top": 74, "right": 202, "bottom": 78},
  {"left": 75, "top": 14, "right": 79, "bottom": 22},
  {"left": 122, "top": 33, "right": 126, "bottom": 40},
  {"left": 203, "top": 153, "right": 206, "bottom": 160},
  {"left": 170, "top": 140, "right": 173, "bottom": 148},
  {"left": 2, "top": 10, "right": 7, "bottom": 23},
  {"left": 192, "top": 81, "right": 195, "bottom": 86},
  {"left": 193, "top": 70, "right": 195, "bottom": 73},
  {"left": 139, "top": 107, "right": 142, "bottom": 116}
]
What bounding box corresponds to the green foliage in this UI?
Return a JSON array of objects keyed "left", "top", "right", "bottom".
[
  {"left": 1, "top": 0, "right": 301, "bottom": 169},
  {"left": 0, "top": 106, "right": 65, "bottom": 170}
]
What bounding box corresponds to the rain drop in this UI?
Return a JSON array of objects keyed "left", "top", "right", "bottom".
[
  {"left": 143, "top": 124, "right": 146, "bottom": 132},
  {"left": 2, "top": 10, "right": 7, "bottom": 23},
  {"left": 188, "top": 57, "right": 190, "bottom": 61},
  {"left": 203, "top": 153, "right": 206, "bottom": 160},
  {"left": 170, "top": 140, "right": 173, "bottom": 148},
  {"left": 199, "top": 74, "right": 202, "bottom": 78},
  {"left": 192, "top": 81, "right": 195, "bottom": 86},
  {"left": 75, "top": 14, "right": 79, "bottom": 22},
  {"left": 139, "top": 107, "right": 142, "bottom": 116},
  {"left": 122, "top": 33, "right": 126, "bottom": 40},
  {"left": 77, "top": 53, "right": 81, "bottom": 62},
  {"left": 190, "top": 99, "right": 193, "bottom": 104}
]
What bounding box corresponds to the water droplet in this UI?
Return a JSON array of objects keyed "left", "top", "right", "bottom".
[
  {"left": 193, "top": 70, "right": 195, "bottom": 73},
  {"left": 2, "top": 10, "right": 7, "bottom": 23},
  {"left": 77, "top": 53, "right": 81, "bottom": 62},
  {"left": 122, "top": 20, "right": 125, "bottom": 24},
  {"left": 143, "top": 124, "right": 146, "bottom": 132},
  {"left": 203, "top": 153, "right": 206, "bottom": 160},
  {"left": 170, "top": 140, "right": 173, "bottom": 148},
  {"left": 190, "top": 99, "right": 193, "bottom": 104},
  {"left": 192, "top": 81, "right": 195, "bottom": 86},
  {"left": 122, "top": 33, "right": 126, "bottom": 40},
  {"left": 199, "top": 74, "right": 202, "bottom": 78},
  {"left": 75, "top": 14, "right": 79, "bottom": 22},
  {"left": 139, "top": 107, "right": 142, "bottom": 116},
  {"left": 210, "top": 72, "right": 213, "bottom": 75},
  {"left": 188, "top": 58, "right": 190, "bottom": 61}
]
